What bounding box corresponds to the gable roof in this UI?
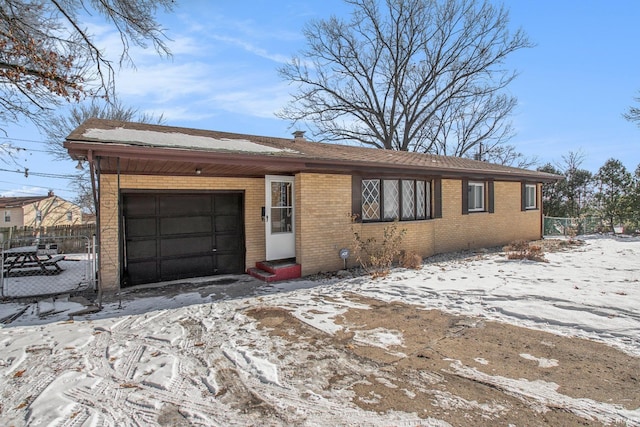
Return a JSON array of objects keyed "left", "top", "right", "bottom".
[
  {"left": 65, "top": 118, "right": 561, "bottom": 182},
  {"left": 0, "top": 195, "right": 49, "bottom": 209}
]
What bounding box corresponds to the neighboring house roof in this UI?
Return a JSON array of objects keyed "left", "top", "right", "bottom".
[
  {"left": 0, "top": 196, "right": 49, "bottom": 209},
  {"left": 65, "top": 118, "right": 561, "bottom": 182}
]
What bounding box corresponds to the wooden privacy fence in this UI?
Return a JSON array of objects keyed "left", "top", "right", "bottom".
[{"left": 0, "top": 224, "right": 96, "bottom": 253}]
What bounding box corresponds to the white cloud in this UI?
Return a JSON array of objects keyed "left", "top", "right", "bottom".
[
  {"left": 210, "top": 34, "right": 291, "bottom": 64},
  {"left": 141, "top": 106, "right": 216, "bottom": 123},
  {"left": 114, "top": 62, "right": 216, "bottom": 101},
  {"left": 205, "top": 82, "right": 292, "bottom": 119},
  {"left": 1, "top": 186, "right": 48, "bottom": 197},
  {"left": 78, "top": 5, "right": 300, "bottom": 130}
]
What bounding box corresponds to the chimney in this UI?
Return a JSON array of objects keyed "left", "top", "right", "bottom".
[
  {"left": 48, "top": 190, "right": 54, "bottom": 197},
  {"left": 292, "top": 130, "right": 306, "bottom": 142}
]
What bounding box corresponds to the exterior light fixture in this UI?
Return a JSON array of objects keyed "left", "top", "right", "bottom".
[
  {"left": 195, "top": 168, "right": 202, "bottom": 175},
  {"left": 75, "top": 160, "right": 84, "bottom": 170}
]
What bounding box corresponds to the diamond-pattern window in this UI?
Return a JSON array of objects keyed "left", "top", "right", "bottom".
[
  {"left": 383, "top": 180, "right": 399, "bottom": 220},
  {"left": 402, "top": 181, "right": 415, "bottom": 219},
  {"left": 425, "top": 182, "right": 431, "bottom": 218},
  {"left": 362, "top": 179, "right": 380, "bottom": 220},
  {"left": 416, "top": 181, "right": 426, "bottom": 219},
  {"left": 360, "top": 178, "right": 432, "bottom": 222}
]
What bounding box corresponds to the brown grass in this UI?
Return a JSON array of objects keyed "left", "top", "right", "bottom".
[{"left": 504, "top": 240, "right": 548, "bottom": 262}]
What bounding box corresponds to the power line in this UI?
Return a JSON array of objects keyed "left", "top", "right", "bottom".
[
  {"left": 0, "top": 167, "right": 78, "bottom": 180},
  {"left": 0, "top": 180, "right": 73, "bottom": 193},
  {"left": 0, "top": 135, "right": 49, "bottom": 145}
]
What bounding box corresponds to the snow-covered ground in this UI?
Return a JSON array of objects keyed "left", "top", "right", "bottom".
[{"left": 0, "top": 235, "right": 638, "bottom": 426}]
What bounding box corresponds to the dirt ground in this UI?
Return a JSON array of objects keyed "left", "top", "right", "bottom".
[{"left": 247, "top": 292, "right": 639, "bottom": 426}]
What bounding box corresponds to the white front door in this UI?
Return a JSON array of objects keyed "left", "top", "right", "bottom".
[{"left": 265, "top": 175, "right": 295, "bottom": 260}]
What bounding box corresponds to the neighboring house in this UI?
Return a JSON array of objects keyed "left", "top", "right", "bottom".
[
  {"left": 1, "top": 191, "right": 84, "bottom": 228},
  {"left": 64, "top": 118, "right": 560, "bottom": 292}
]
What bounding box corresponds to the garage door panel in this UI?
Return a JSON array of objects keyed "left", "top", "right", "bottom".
[
  {"left": 127, "top": 240, "right": 156, "bottom": 259},
  {"left": 127, "top": 261, "right": 157, "bottom": 284},
  {"left": 214, "top": 194, "right": 242, "bottom": 214},
  {"left": 160, "top": 216, "right": 212, "bottom": 235},
  {"left": 216, "top": 254, "right": 244, "bottom": 274},
  {"left": 160, "top": 195, "right": 212, "bottom": 215},
  {"left": 125, "top": 195, "right": 156, "bottom": 216},
  {"left": 161, "top": 236, "right": 213, "bottom": 257},
  {"left": 216, "top": 234, "right": 242, "bottom": 251},
  {"left": 161, "top": 256, "right": 214, "bottom": 280},
  {"left": 126, "top": 218, "right": 156, "bottom": 238},
  {"left": 215, "top": 215, "right": 240, "bottom": 232}
]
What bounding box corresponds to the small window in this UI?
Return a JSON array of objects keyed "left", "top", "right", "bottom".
[
  {"left": 383, "top": 180, "right": 399, "bottom": 220},
  {"left": 4, "top": 211, "right": 10, "bottom": 222},
  {"left": 362, "top": 179, "right": 381, "bottom": 220},
  {"left": 35, "top": 210, "right": 42, "bottom": 222},
  {"left": 525, "top": 184, "right": 537, "bottom": 209},
  {"left": 416, "top": 181, "right": 427, "bottom": 219},
  {"left": 401, "top": 180, "right": 416, "bottom": 220},
  {"left": 468, "top": 182, "right": 485, "bottom": 212},
  {"left": 66, "top": 211, "right": 73, "bottom": 221}
]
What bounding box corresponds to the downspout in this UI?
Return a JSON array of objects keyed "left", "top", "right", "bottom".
[
  {"left": 117, "top": 157, "right": 122, "bottom": 308},
  {"left": 88, "top": 151, "right": 103, "bottom": 308},
  {"left": 539, "top": 183, "right": 544, "bottom": 239}
]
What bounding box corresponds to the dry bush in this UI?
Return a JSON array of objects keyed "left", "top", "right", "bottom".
[
  {"left": 352, "top": 219, "right": 406, "bottom": 278},
  {"left": 400, "top": 250, "right": 423, "bottom": 270},
  {"left": 504, "top": 240, "right": 548, "bottom": 262}
]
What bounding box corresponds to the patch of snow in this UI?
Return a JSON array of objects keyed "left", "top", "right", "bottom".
[
  {"left": 519, "top": 353, "right": 559, "bottom": 368},
  {"left": 353, "top": 327, "right": 403, "bottom": 349},
  {"left": 1, "top": 236, "right": 639, "bottom": 425},
  {"left": 222, "top": 345, "right": 281, "bottom": 387},
  {"left": 83, "top": 127, "right": 298, "bottom": 154},
  {"left": 448, "top": 360, "right": 640, "bottom": 425}
]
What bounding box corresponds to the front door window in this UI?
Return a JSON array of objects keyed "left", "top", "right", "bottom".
[{"left": 270, "top": 182, "right": 293, "bottom": 233}]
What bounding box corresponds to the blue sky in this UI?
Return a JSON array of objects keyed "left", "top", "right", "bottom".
[{"left": 1, "top": 0, "right": 639, "bottom": 201}]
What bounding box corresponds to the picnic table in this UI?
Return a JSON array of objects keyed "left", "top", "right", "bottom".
[{"left": 2, "top": 245, "right": 65, "bottom": 276}]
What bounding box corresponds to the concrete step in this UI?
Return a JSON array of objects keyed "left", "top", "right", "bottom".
[
  {"left": 247, "top": 267, "right": 277, "bottom": 283},
  {"left": 248, "top": 260, "right": 301, "bottom": 282}
]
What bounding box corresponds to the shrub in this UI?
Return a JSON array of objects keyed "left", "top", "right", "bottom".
[
  {"left": 352, "top": 218, "right": 406, "bottom": 277},
  {"left": 400, "top": 250, "right": 423, "bottom": 270},
  {"left": 504, "top": 240, "right": 547, "bottom": 262}
]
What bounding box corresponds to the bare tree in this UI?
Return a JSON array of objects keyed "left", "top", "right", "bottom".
[
  {"left": 0, "top": 0, "right": 173, "bottom": 133},
  {"left": 624, "top": 91, "right": 640, "bottom": 126},
  {"left": 45, "top": 97, "right": 165, "bottom": 213},
  {"left": 44, "top": 97, "right": 165, "bottom": 160},
  {"left": 278, "top": 0, "right": 532, "bottom": 155},
  {"left": 481, "top": 143, "right": 538, "bottom": 169}
]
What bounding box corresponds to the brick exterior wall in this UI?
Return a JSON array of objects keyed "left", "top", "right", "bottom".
[
  {"left": 296, "top": 173, "right": 354, "bottom": 275},
  {"left": 98, "top": 172, "right": 542, "bottom": 291},
  {"left": 295, "top": 174, "right": 540, "bottom": 275},
  {"left": 433, "top": 180, "right": 542, "bottom": 253}
]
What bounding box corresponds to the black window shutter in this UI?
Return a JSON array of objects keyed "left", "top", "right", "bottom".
[
  {"left": 521, "top": 181, "right": 527, "bottom": 211},
  {"left": 352, "top": 175, "right": 362, "bottom": 222},
  {"left": 462, "top": 179, "right": 469, "bottom": 215},
  {"left": 433, "top": 179, "right": 442, "bottom": 218},
  {"left": 488, "top": 181, "right": 495, "bottom": 213}
]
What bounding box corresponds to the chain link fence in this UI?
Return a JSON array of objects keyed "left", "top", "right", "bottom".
[
  {"left": 1, "top": 234, "right": 96, "bottom": 299},
  {"left": 543, "top": 216, "right": 606, "bottom": 237}
]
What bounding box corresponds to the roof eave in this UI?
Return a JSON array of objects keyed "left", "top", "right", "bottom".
[{"left": 65, "top": 140, "right": 560, "bottom": 183}]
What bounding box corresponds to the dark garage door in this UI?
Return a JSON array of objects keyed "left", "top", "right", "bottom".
[{"left": 122, "top": 192, "right": 245, "bottom": 286}]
